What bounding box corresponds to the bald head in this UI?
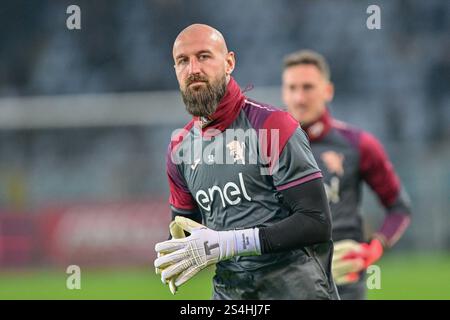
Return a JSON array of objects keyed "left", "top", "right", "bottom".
[
  {"left": 173, "top": 24, "right": 228, "bottom": 57},
  {"left": 172, "top": 23, "right": 235, "bottom": 89},
  {"left": 172, "top": 24, "right": 236, "bottom": 118}
]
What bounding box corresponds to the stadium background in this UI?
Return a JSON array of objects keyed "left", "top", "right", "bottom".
[{"left": 0, "top": 0, "right": 449, "bottom": 299}]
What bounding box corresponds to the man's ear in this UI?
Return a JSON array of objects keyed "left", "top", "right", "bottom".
[
  {"left": 225, "top": 51, "right": 236, "bottom": 75},
  {"left": 325, "top": 81, "right": 334, "bottom": 103}
]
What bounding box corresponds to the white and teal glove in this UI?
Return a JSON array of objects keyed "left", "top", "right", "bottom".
[{"left": 154, "top": 216, "right": 261, "bottom": 294}]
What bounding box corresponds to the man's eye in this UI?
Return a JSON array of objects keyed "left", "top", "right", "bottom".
[
  {"left": 177, "top": 58, "right": 188, "bottom": 65},
  {"left": 199, "top": 54, "right": 209, "bottom": 60}
]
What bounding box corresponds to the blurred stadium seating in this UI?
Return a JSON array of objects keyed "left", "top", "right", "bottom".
[{"left": 0, "top": 0, "right": 449, "bottom": 299}]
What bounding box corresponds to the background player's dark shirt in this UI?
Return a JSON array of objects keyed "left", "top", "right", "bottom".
[{"left": 304, "top": 109, "right": 411, "bottom": 246}]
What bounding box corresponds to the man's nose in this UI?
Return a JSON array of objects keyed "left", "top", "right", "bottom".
[
  {"left": 294, "top": 90, "right": 306, "bottom": 104},
  {"left": 188, "top": 57, "right": 201, "bottom": 75}
]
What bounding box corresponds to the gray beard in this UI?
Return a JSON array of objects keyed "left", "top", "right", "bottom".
[{"left": 181, "top": 76, "right": 227, "bottom": 117}]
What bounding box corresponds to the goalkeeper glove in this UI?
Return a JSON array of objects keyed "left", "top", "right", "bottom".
[
  {"left": 332, "top": 239, "right": 383, "bottom": 285},
  {"left": 154, "top": 216, "right": 261, "bottom": 292},
  {"left": 155, "top": 220, "right": 186, "bottom": 294}
]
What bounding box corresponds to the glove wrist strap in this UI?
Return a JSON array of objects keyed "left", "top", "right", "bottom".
[
  {"left": 217, "top": 228, "right": 262, "bottom": 261},
  {"left": 233, "top": 228, "right": 261, "bottom": 257}
]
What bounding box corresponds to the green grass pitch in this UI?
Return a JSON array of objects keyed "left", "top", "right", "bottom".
[{"left": 1, "top": 253, "right": 449, "bottom": 299}]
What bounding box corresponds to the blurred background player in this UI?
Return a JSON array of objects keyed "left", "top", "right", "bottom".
[
  {"left": 155, "top": 24, "right": 339, "bottom": 299},
  {"left": 281, "top": 50, "right": 412, "bottom": 299}
]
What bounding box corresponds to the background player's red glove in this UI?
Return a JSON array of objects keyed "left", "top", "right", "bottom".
[
  {"left": 359, "top": 238, "right": 384, "bottom": 268},
  {"left": 332, "top": 239, "right": 384, "bottom": 285}
]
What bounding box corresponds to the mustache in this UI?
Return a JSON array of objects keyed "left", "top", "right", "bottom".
[{"left": 185, "top": 74, "right": 209, "bottom": 87}]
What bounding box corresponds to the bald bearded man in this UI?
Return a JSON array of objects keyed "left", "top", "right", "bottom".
[{"left": 154, "top": 24, "right": 340, "bottom": 300}]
